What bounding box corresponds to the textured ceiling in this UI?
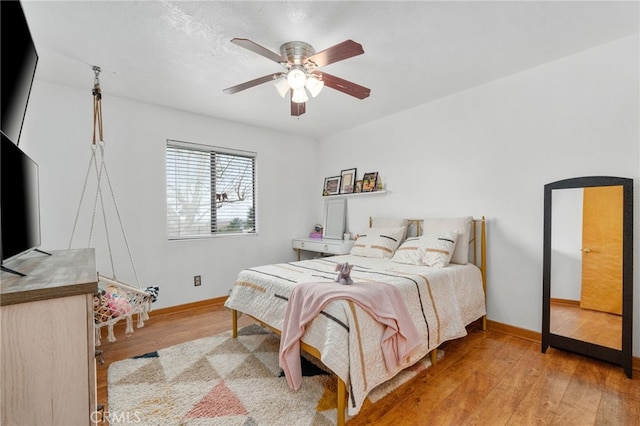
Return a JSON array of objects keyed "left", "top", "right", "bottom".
[{"left": 21, "top": 1, "right": 639, "bottom": 139}]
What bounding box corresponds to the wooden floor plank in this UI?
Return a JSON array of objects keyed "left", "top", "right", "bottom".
[
  {"left": 551, "top": 359, "right": 606, "bottom": 425},
  {"left": 465, "top": 339, "right": 542, "bottom": 425},
  {"left": 506, "top": 348, "right": 578, "bottom": 425},
  {"left": 431, "top": 336, "right": 535, "bottom": 424}
]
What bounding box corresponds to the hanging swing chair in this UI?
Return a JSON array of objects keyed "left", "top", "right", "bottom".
[{"left": 69, "top": 66, "right": 158, "bottom": 346}]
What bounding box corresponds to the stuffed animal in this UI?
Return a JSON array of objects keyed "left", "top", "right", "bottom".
[
  {"left": 106, "top": 291, "right": 132, "bottom": 318},
  {"left": 335, "top": 262, "right": 354, "bottom": 285},
  {"left": 93, "top": 289, "right": 111, "bottom": 323},
  {"left": 144, "top": 285, "right": 160, "bottom": 303},
  {"left": 106, "top": 285, "right": 121, "bottom": 298}
]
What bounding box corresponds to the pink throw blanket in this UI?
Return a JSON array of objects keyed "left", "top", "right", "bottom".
[{"left": 279, "top": 281, "right": 422, "bottom": 390}]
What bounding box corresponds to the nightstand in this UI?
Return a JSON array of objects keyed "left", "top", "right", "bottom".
[{"left": 292, "top": 237, "right": 355, "bottom": 261}]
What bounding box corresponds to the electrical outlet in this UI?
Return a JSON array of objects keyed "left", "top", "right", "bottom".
[{"left": 194, "top": 275, "right": 201, "bottom": 286}]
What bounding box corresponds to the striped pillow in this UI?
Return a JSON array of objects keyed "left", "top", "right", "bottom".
[
  {"left": 423, "top": 217, "right": 472, "bottom": 264},
  {"left": 421, "top": 232, "right": 458, "bottom": 268},
  {"left": 350, "top": 227, "right": 406, "bottom": 259},
  {"left": 391, "top": 232, "right": 458, "bottom": 267}
]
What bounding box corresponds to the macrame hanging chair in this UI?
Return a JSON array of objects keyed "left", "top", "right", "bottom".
[{"left": 69, "top": 66, "right": 158, "bottom": 346}]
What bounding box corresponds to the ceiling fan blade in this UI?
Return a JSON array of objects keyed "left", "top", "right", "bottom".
[
  {"left": 313, "top": 71, "right": 371, "bottom": 100},
  {"left": 231, "top": 38, "right": 286, "bottom": 64},
  {"left": 306, "top": 40, "right": 364, "bottom": 68},
  {"left": 223, "top": 73, "right": 283, "bottom": 94},
  {"left": 291, "top": 94, "right": 306, "bottom": 116}
]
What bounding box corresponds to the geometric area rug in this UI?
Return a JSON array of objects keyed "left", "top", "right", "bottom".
[{"left": 108, "top": 324, "right": 441, "bottom": 425}]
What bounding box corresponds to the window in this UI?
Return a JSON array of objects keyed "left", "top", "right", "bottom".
[{"left": 166, "top": 140, "right": 256, "bottom": 239}]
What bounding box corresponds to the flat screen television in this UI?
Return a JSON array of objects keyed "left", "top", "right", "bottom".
[
  {"left": 1, "top": 133, "right": 41, "bottom": 269},
  {"left": 1, "top": 0, "right": 39, "bottom": 146}
]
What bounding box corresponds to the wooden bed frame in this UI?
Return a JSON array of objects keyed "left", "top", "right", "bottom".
[{"left": 230, "top": 217, "right": 487, "bottom": 426}]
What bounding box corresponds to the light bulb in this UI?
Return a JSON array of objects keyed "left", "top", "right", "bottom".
[
  {"left": 291, "top": 88, "right": 309, "bottom": 103},
  {"left": 287, "top": 68, "right": 307, "bottom": 90},
  {"left": 273, "top": 77, "right": 289, "bottom": 97},
  {"left": 305, "top": 76, "right": 324, "bottom": 97}
]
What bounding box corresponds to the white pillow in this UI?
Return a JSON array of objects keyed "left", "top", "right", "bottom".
[
  {"left": 391, "top": 232, "right": 458, "bottom": 267},
  {"left": 422, "top": 217, "right": 473, "bottom": 264},
  {"left": 421, "top": 232, "right": 458, "bottom": 268},
  {"left": 389, "top": 237, "right": 423, "bottom": 265},
  {"left": 371, "top": 218, "right": 409, "bottom": 241},
  {"left": 350, "top": 227, "right": 406, "bottom": 259}
]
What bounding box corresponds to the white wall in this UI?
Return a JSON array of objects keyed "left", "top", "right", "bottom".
[
  {"left": 316, "top": 35, "right": 640, "bottom": 356},
  {"left": 19, "top": 81, "right": 318, "bottom": 309}
]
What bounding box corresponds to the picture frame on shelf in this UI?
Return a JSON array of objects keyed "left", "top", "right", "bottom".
[
  {"left": 362, "top": 172, "right": 378, "bottom": 192},
  {"left": 323, "top": 176, "right": 341, "bottom": 196},
  {"left": 339, "top": 168, "right": 357, "bottom": 194},
  {"left": 354, "top": 180, "right": 363, "bottom": 193}
]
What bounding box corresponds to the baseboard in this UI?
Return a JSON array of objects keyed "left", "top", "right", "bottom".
[
  {"left": 486, "top": 319, "right": 542, "bottom": 342},
  {"left": 147, "top": 296, "right": 227, "bottom": 318},
  {"left": 549, "top": 298, "right": 580, "bottom": 307},
  {"left": 486, "top": 319, "right": 640, "bottom": 374},
  {"left": 109, "top": 297, "right": 227, "bottom": 331}
]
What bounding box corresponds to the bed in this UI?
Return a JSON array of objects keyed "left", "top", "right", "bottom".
[{"left": 224, "top": 216, "right": 487, "bottom": 425}]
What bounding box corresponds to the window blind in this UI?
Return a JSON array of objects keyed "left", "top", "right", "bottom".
[{"left": 166, "top": 140, "right": 256, "bottom": 239}]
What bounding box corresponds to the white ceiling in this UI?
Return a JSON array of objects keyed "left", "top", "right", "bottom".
[{"left": 21, "top": 1, "right": 639, "bottom": 139}]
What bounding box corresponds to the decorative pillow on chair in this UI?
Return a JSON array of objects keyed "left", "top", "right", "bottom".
[
  {"left": 350, "top": 227, "right": 406, "bottom": 259},
  {"left": 391, "top": 232, "right": 458, "bottom": 267}
]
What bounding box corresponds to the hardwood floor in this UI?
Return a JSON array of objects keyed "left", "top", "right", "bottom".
[
  {"left": 96, "top": 300, "right": 639, "bottom": 425},
  {"left": 550, "top": 300, "right": 622, "bottom": 350}
]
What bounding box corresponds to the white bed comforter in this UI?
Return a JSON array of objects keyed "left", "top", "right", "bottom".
[{"left": 224, "top": 254, "right": 486, "bottom": 415}]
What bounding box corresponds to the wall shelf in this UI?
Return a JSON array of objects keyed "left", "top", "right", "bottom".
[{"left": 323, "top": 190, "right": 389, "bottom": 199}]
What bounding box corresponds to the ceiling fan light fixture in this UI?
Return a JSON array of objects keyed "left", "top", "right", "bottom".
[
  {"left": 291, "top": 88, "right": 309, "bottom": 104},
  {"left": 305, "top": 75, "right": 324, "bottom": 97},
  {"left": 225, "top": 38, "right": 370, "bottom": 116},
  {"left": 286, "top": 68, "right": 307, "bottom": 90},
  {"left": 273, "top": 77, "right": 289, "bottom": 97}
]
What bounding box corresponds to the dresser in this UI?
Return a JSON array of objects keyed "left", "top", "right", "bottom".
[
  {"left": 1, "top": 248, "right": 98, "bottom": 425},
  {"left": 292, "top": 237, "right": 355, "bottom": 260}
]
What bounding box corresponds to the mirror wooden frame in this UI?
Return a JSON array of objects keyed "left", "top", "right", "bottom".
[{"left": 542, "top": 176, "right": 633, "bottom": 378}]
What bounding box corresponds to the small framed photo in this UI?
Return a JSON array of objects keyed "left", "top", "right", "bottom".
[
  {"left": 323, "top": 176, "right": 341, "bottom": 196},
  {"left": 339, "top": 168, "right": 357, "bottom": 194},
  {"left": 354, "top": 180, "right": 363, "bottom": 193},
  {"left": 362, "top": 172, "right": 378, "bottom": 192}
]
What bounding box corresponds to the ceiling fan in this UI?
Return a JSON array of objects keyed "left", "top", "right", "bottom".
[{"left": 223, "top": 38, "right": 371, "bottom": 116}]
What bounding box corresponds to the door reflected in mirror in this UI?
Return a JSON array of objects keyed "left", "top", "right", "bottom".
[{"left": 549, "top": 185, "right": 623, "bottom": 350}]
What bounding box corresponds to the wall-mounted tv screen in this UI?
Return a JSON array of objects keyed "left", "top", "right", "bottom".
[
  {"left": 1, "top": 0, "right": 39, "bottom": 145},
  {"left": 1, "top": 133, "right": 42, "bottom": 265}
]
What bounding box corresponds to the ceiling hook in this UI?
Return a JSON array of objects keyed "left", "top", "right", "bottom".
[{"left": 92, "top": 65, "right": 101, "bottom": 88}]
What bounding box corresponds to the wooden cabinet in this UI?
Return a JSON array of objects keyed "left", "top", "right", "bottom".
[{"left": 1, "top": 249, "right": 98, "bottom": 425}]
